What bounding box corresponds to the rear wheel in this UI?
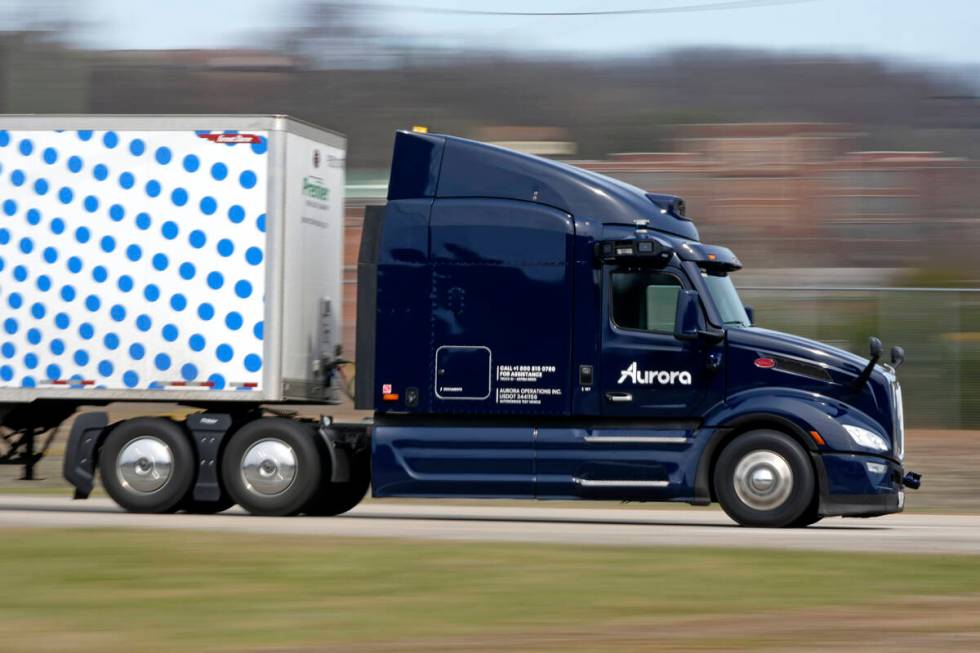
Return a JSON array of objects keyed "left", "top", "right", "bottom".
[
  {"left": 713, "top": 429, "right": 816, "bottom": 528},
  {"left": 305, "top": 449, "right": 370, "bottom": 516},
  {"left": 99, "top": 418, "right": 195, "bottom": 513},
  {"left": 181, "top": 495, "right": 236, "bottom": 514},
  {"left": 221, "top": 418, "right": 322, "bottom": 516}
]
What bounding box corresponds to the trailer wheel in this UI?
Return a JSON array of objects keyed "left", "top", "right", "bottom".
[
  {"left": 221, "top": 418, "right": 321, "bottom": 516},
  {"left": 305, "top": 450, "right": 370, "bottom": 516},
  {"left": 713, "top": 429, "right": 816, "bottom": 528},
  {"left": 99, "top": 418, "right": 195, "bottom": 514}
]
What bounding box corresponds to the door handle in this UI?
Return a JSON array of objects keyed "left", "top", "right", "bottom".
[{"left": 605, "top": 392, "right": 633, "bottom": 403}]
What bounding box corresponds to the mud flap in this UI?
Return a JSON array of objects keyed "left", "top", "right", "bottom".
[
  {"left": 186, "top": 413, "right": 233, "bottom": 502},
  {"left": 62, "top": 412, "right": 109, "bottom": 499}
]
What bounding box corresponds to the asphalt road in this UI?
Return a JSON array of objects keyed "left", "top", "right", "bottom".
[{"left": 1, "top": 495, "right": 977, "bottom": 554}]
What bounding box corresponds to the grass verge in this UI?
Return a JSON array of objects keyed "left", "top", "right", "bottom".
[{"left": 2, "top": 528, "right": 980, "bottom": 652}]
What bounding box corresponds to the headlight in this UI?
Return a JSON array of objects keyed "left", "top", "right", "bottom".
[{"left": 843, "top": 424, "right": 889, "bottom": 452}]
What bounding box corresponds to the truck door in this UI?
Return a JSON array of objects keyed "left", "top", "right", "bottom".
[{"left": 599, "top": 265, "right": 721, "bottom": 417}]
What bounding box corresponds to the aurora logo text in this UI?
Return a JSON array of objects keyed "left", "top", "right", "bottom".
[{"left": 617, "top": 362, "right": 692, "bottom": 385}]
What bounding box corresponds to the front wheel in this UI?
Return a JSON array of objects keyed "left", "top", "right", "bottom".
[{"left": 713, "top": 429, "right": 817, "bottom": 528}]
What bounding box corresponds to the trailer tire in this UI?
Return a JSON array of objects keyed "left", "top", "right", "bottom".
[
  {"left": 99, "top": 418, "right": 195, "bottom": 514},
  {"left": 221, "top": 418, "right": 321, "bottom": 516},
  {"left": 713, "top": 429, "right": 816, "bottom": 528},
  {"left": 305, "top": 450, "right": 370, "bottom": 516}
]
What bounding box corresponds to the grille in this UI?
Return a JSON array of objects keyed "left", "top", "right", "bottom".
[
  {"left": 770, "top": 355, "right": 833, "bottom": 383},
  {"left": 892, "top": 381, "right": 905, "bottom": 460}
]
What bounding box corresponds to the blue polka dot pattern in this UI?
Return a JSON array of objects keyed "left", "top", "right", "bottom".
[
  {"left": 171, "top": 188, "right": 188, "bottom": 206},
  {"left": 200, "top": 196, "right": 217, "bottom": 215},
  {"left": 0, "top": 127, "right": 268, "bottom": 391},
  {"left": 181, "top": 363, "right": 198, "bottom": 381},
  {"left": 129, "top": 343, "right": 145, "bottom": 360},
  {"left": 217, "top": 239, "right": 234, "bottom": 257},
  {"left": 216, "top": 344, "right": 233, "bottom": 362}
]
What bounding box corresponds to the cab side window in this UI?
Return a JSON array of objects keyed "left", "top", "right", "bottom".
[{"left": 611, "top": 271, "right": 681, "bottom": 333}]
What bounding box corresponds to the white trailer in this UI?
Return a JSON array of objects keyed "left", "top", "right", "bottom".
[
  {"left": 0, "top": 114, "right": 345, "bottom": 402},
  {"left": 0, "top": 115, "right": 364, "bottom": 516}
]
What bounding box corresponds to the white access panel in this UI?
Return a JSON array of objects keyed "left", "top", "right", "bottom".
[{"left": 279, "top": 131, "right": 345, "bottom": 399}]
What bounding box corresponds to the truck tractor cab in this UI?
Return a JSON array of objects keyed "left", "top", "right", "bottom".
[{"left": 356, "top": 129, "right": 920, "bottom": 527}]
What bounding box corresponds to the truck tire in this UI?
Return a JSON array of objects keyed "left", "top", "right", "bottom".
[
  {"left": 713, "top": 429, "right": 816, "bottom": 528},
  {"left": 305, "top": 450, "right": 370, "bottom": 516},
  {"left": 99, "top": 418, "right": 195, "bottom": 514},
  {"left": 181, "top": 496, "right": 236, "bottom": 514},
  {"left": 221, "top": 418, "right": 322, "bottom": 516}
]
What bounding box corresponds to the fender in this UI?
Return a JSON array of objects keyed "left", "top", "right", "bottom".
[
  {"left": 707, "top": 387, "right": 889, "bottom": 452},
  {"left": 62, "top": 411, "right": 109, "bottom": 499},
  {"left": 65, "top": 411, "right": 238, "bottom": 501},
  {"left": 692, "top": 388, "right": 889, "bottom": 503},
  {"left": 185, "top": 413, "right": 234, "bottom": 502},
  {"left": 317, "top": 422, "right": 371, "bottom": 483}
]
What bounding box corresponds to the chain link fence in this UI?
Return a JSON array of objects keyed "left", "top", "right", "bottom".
[{"left": 739, "top": 287, "right": 980, "bottom": 429}]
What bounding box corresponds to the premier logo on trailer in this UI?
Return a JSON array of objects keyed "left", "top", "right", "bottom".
[
  {"left": 302, "top": 176, "right": 329, "bottom": 200},
  {"left": 617, "top": 362, "right": 692, "bottom": 385},
  {"left": 197, "top": 132, "right": 263, "bottom": 144}
]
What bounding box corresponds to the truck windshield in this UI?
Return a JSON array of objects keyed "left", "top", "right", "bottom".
[{"left": 701, "top": 272, "right": 751, "bottom": 327}]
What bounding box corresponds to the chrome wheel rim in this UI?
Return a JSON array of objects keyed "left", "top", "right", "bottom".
[
  {"left": 116, "top": 437, "right": 174, "bottom": 494},
  {"left": 240, "top": 439, "right": 297, "bottom": 496},
  {"left": 733, "top": 450, "right": 794, "bottom": 511}
]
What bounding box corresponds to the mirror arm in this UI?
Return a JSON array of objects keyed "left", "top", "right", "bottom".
[
  {"left": 697, "top": 326, "right": 725, "bottom": 342},
  {"left": 853, "top": 337, "right": 883, "bottom": 390}
]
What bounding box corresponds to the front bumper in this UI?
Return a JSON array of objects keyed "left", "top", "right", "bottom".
[{"left": 814, "top": 452, "right": 905, "bottom": 518}]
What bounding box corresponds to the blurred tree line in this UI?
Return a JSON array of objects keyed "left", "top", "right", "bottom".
[{"left": 0, "top": 1, "right": 976, "bottom": 168}]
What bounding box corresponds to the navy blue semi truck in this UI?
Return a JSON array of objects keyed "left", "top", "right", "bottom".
[{"left": 0, "top": 118, "right": 919, "bottom": 527}]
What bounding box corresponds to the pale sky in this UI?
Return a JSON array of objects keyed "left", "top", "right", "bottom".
[{"left": 10, "top": 0, "right": 980, "bottom": 67}]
